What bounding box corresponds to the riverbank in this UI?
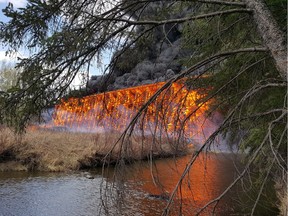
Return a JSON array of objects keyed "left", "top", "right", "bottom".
[{"left": 0, "top": 127, "right": 191, "bottom": 172}]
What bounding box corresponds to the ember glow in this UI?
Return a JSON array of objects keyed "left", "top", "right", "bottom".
[{"left": 52, "top": 81, "right": 211, "bottom": 139}]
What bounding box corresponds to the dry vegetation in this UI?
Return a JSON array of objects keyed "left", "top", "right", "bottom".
[{"left": 0, "top": 126, "right": 191, "bottom": 172}]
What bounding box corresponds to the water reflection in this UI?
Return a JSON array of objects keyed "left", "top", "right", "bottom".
[
  {"left": 0, "top": 153, "right": 241, "bottom": 216},
  {"left": 98, "top": 153, "right": 239, "bottom": 216},
  {"left": 107, "top": 153, "right": 239, "bottom": 215}
]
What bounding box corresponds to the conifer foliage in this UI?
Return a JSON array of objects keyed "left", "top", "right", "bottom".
[{"left": 0, "top": 0, "right": 286, "bottom": 214}]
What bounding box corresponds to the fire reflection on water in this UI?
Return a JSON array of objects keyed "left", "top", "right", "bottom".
[{"left": 103, "top": 153, "right": 238, "bottom": 216}]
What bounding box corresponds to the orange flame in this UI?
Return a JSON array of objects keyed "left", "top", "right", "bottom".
[{"left": 52, "top": 81, "right": 210, "bottom": 138}]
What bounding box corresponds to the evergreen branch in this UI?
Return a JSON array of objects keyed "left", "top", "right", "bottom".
[
  {"left": 196, "top": 0, "right": 247, "bottom": 7},
  {"left": 103, "top": 47, "right": 268, "bottom": 164},
  {"left": 168, "top": 92, "right": 286, "bottom": 216},
  {"left": 196, "top": 131, "right": 269, "bottom": 215},
  {"left": 243, "top": 0, "right": 287, "bottom": 80},
  {"left": 93, "top": 8, "right": 252, "bottom": 25},
  {"left": 128, "top": 47, "right": 267, "bottom": 131},
  {"left": 229, "top": 108, "right": 287, "bottom": 123},
  {"left": 250, "top": 112, "right": 287, "bottom": 215}
]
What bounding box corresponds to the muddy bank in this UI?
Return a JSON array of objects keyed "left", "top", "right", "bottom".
[{"left": 0, "top": 128, "right": 192, "bottom": 172}]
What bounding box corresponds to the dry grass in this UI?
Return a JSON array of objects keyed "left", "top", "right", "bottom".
[
  {"left": 0, "top": 126, "right": 190, "bottom": 172},
  {"left": 275, "top": 178, "right": 288, "bottom": 216},
  {"left": 0, "top": 127, "right": 96, "bottom": 171}
]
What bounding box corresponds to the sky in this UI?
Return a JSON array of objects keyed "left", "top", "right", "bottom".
[
  {"left": 0, "top": 0, "right": 26, "bottom": 8},
  {"left": 0, "top": 0, "right": 28, "bottom": 62}
]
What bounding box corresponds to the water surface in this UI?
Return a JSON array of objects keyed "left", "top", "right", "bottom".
[{"left": 0, "top": 153, "right": 278, "bottom": 215}]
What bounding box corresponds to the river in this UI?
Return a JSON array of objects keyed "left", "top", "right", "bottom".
[{"left": 0, "top": 153, "right": 278, "bottom": 216}]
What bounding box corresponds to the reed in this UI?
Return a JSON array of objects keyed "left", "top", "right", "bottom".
[{"left": 0, "top": 127, "right": 190, "bottom": 172}]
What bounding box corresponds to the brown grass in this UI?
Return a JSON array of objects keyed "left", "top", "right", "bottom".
[
  {"left": 275, "top": 178, "right": 288, "bottom": 216},
  {"left": 0, "top": 126, "right": 191, "bottom": 172}
]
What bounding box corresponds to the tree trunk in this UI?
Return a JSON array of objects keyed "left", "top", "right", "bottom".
[{"left": 244, "top": 0, "right": 287, "bottom": 80}]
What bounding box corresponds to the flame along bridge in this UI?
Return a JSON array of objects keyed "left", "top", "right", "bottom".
[{"left": 52, "top": 80, "right": 210, "bottom": 137}]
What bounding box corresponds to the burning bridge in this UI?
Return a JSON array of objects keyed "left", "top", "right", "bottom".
[{"left": 52, "top": 80, "right": 211, "bottom": 139}]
